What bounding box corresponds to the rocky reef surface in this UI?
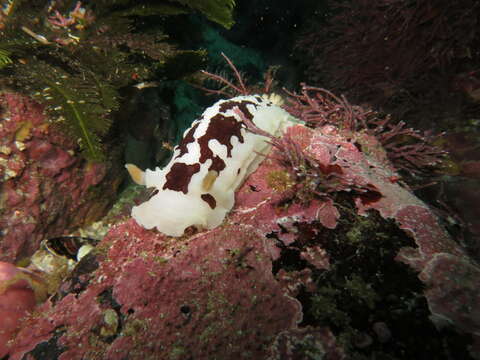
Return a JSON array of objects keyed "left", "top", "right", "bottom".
[
  {"left": 2, "top": 107, "right": 478, "bottom": 358},
  {"left": 0, "top": 93, "right": 123, "bottom": 263}
]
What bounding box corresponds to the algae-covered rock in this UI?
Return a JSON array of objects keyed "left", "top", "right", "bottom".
[
  {"left": 0, "top": 93, "right": 123, "bottom": 262},
  {"left": 4, "top": 95, "right": 478, "bottom": 360}
]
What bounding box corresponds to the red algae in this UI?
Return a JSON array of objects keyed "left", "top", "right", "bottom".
[
  {"left": 0, "top": 93, "right": 123, "bottom": 262},
  {"left": 4, "top": 108, "right": 478, "bottom": 359}
]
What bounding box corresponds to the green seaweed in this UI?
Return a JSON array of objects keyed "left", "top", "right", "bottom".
[
  {"left": 0, "top": 0, "right": 233, "bottom": 161},
  {"left": 92, "top": 0, "right": 236, "bottom": 28},
  {"left": 28, "top": 62, "right": 116, "bottom": 160},
  {"left": 114, "top": 3, "right": 190, "bottom": 17},
  {"left": 172, "top": 0, "right": 236, "bottom": 29},
  {"left": 0, "top": 48, "right": 12, "bottom": 69}
]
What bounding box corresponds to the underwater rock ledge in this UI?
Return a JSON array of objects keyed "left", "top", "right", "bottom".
[
  {"left": 0, "top": 92, "right": 123, "bottom": 263},
  {"left": 4, "top": 124, "right": 479, "bottom": 359}
]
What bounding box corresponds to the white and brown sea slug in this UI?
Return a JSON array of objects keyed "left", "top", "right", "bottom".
[{"left": 126, "top": 94, "right": 298, "bottom": 236}]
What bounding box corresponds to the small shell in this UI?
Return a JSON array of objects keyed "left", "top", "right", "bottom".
[{"left": 44, "top": 236, "right": 98, "bottom": 261}]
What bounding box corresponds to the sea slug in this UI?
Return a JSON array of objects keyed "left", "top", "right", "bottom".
[{"left": 126, "top": 94, "right": 298, "bottom": 236}]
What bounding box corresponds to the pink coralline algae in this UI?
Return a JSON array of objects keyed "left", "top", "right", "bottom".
[
  {"left": 7, "top": 221, "right": 324, "bottom": 360},
  {"left": 0, "top": 92, "right": 123, "bottom": 262},
  {"left": 3, "top": 128, "right": 352, "bottom": 359},
  {"left": 0, "top": 261, "right": 47, "bottom": 357},
  {"left": 3, "top": 87, "right": 479, "bottom": 358}
]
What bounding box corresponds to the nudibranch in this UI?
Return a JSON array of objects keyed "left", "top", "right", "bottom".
[{"left": 126, "top": 94, "right": 299, "bottom": 237}]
